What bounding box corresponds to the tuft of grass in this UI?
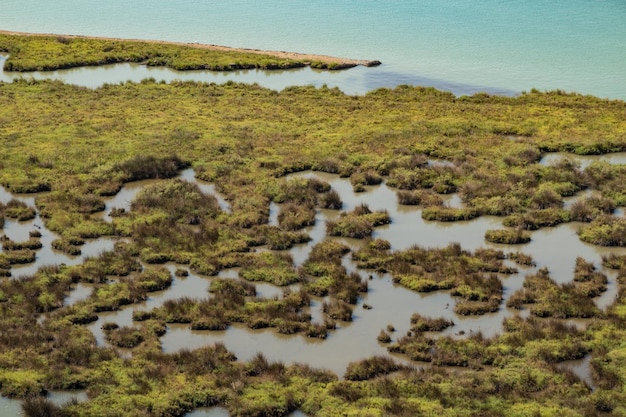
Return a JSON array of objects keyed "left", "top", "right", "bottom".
[
  {"left": 326, "top": 204, "right": 390, "bottom": 238},
  {"left": 410, "top": 314, "right": 454, "bottom": 332},
  {"left": 484, "top": 228, "right": 531, "bottom": 244},
  {"left": 344, "top": 356, "right": 401, "bottom": 381},
  {"left": 4, "top": 199, "right": 36, "bottom": 221}
]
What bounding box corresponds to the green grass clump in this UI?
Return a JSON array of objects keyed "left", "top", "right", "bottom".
[
  {"left": 4, "top": 200, "right": 36, "bottom": 221},
  {"left": 579, "top": 215, "right": 626, "bottom": 246},
  {"left": 51, "top": 238, "right": 82, "bottom": 256},
  {"left": 422, "top": 207, "right": 480, "bottom": 222},
  {"left": 2, "top": 249, "right": 36, "bottom": 264},
  {"left": 344, "top": 356, "right": 401, "bottom": 381},
  {"left": 410, "top": 314, "right": 454, "bottom": 332},
  {"left": 326, "top": 204, "right": 390, "bottom": 238},
  {"left": 484, "top": 228, "right": 531, "bottom": 244},
  {"left": 2, "top": 237, "right": 42, "bottom": 251},
  {"left": 397, "top": 189, "right": 443, "bottom": 206},
  {"left": 136, "top": 266, "right": 173, "bottom": 292},
  {"left": 503, "top": 208, "right": 571, "bottom": 230},
  {"left": 239, "top": 251, "right": 300, "bottom": 286},
  {"left": 573, "top": 256, "right": 608, "bottom": 297},
  {"left": 277, "top": 202, "right": 316, "bottom": 230},
  {"left": 506, "top": 268, "right": 602, "bottom": 318},
  {"left": 301, "top": 240, "right": 367, "bottom": 303},
  {"left": 103, "top": 324, "right": 144, "bottom": 348}
]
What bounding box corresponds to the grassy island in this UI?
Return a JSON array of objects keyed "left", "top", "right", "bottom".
[{"left": 1, "top": 34, "right": 626, "bottom": 417}]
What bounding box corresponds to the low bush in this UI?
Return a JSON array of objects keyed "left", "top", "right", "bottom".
[
  {"left": 344, "top": 356, "right": 401, "bottom": 381},
  {"left": 484, "top": 228, "right": 531, "bottom": 244}
]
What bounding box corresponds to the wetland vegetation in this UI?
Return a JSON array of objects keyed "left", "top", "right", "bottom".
[{"left": 1, "top": 32, "right": 626, "bottom": 416}]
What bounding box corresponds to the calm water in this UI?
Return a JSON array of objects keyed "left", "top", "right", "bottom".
[{"left": 1, "top": 1, "right": 625, "bottom": 99}]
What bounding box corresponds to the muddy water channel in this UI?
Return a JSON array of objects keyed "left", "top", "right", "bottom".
[
  {"left": 0, "top": 53, "right": 516, "bottom": 97},
  {"left": 3, "top": 158, "right": 626, "bottom": 395}
]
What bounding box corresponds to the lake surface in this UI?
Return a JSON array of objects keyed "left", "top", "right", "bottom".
[{"left": 1, "top": 1, "right": 625, "bottom": 99}]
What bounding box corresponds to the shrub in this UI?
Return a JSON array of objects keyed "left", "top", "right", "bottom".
[
  {"left": 579, "top": 215, "right": 626, "bottom": 246},
  {"left": 319, "top": 189, "right": 342, "bottom": 209},
  {"left": 326, "top": 205, "right": 390, "bottom": 238},
  {"left": 422, "top": 207, "right": 479, "bottom": 222},
  {"left": 484, "top": 228, "right": 531, "bottom": 244},
  {"left": 344, "top": 356, "right": 401, "bottom": 381},
  {"left": 322, "top": 300, "right": 353, "bottom": 321},
  {"left": 21, "top": 395, "right": 64, "bottom": 417},
  {"left": 4, "top": 200, "right": 36, "bottom": 221},
  {"left": 410, "top": 314, "right": 454, "bottom": 332}
]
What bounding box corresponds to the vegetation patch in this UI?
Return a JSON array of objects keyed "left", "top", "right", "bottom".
[
  {"left": 326, "top": 203, "right": 390, "bottom": 238},
  {"left": 410, "top": 313, "right": 454, "bottom": 332},
  {"left": 484, "top": 228, "right": 531, "bottom": 244},
  {"left": 3, "top": 199, "right": 36, "bottom": 221},
  {"left": 344, "top": 356, "right": 402, "bottom": 381},
  {"left": 353, "top": 243, "right": 509, "bottom": 315},
  {"left": 506, "top": 267, "right": 603, "bottom": 318},
  {"left": 239, "top": 251, "right": 301, "bottom": 286},
  {"left": 579, "top": 215, "right": 626, "bottom": 246}
]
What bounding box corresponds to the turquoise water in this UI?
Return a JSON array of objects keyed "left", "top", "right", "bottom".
[{"left": 1, "top": 1, "right": 625, "bottom": 99}]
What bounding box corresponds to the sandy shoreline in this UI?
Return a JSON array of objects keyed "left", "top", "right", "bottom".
[{"left": 0, "top": 30, "right": 381, "bottom": 68}]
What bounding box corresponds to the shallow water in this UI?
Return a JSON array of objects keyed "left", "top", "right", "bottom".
[
  {"left": 539, "top": 152, "right": 626, "bottom": 170},
  {"left": 0, "top": 55, "right": 516, "bottom": 98},
  {"left": 47, "top": 390, "right": 88, "bottom": 406},
  {"left": 0, "top": 396, "right": 21, "bottom": 417},
  {"left": 63, "top": 283, "right": 94, "bottom": 307},
  {"left": 558, "top": 354, "right": 595, "bottom": 391},
  {"left": 185, "top": 407, "right": 230, "bottom": 417}
]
